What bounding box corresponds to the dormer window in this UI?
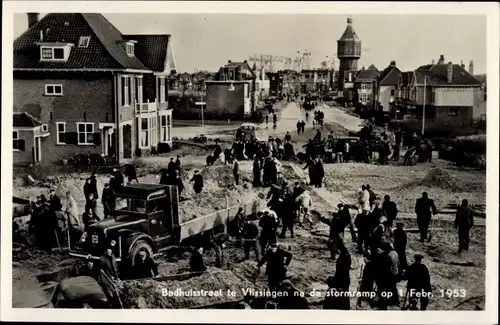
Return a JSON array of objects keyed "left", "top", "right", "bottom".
[
  {"left": 78, "top": 36, "right": 90, "bottom": 48},
  {"left": 126, "top": 43, "right": 134, "bottom": 56},
  {"left": 37, "top": 42, "right": 74, "bottom": 62}
]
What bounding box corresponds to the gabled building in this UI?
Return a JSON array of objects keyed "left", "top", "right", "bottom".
[
  {"left": 13, "top": 13, "right": 176, "bottom": 165},
  {"left": 205, "top": 60, "right": 257, "bottom": 119},
  {"left": 376, "top": 61, "right": 402, "bottom": 113},
  {"left": 354, "top": 64, "right": 379, "bottom": 109},
  {"left": 396, "top": 55, "right": 482, "bottom": 123}
]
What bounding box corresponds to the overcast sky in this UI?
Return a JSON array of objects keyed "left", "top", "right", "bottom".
[{"left": 13, "top": 13, "right": 486, "bottom": 74}]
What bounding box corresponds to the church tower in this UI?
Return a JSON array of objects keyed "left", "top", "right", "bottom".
[{"left": 337, "top": 17, "right": 362, "bottom": 90}]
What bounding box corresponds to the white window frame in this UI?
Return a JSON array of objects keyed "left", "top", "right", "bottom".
[
  {"left": 159, "top": 77, "right": 166, "bottom": 103},
  {"left": 160, "top": 115, "right": 167, "bottom": 142},
  {"left": 45, "top": 84, "right": 63, "bottom": 96},
  {"left": 123, "top": 76, "right": 130, "bottom": 106},
  {"left": 139, "top": 117, "right": 150, "bottom": 149},
  {"left": 40, "top": 46, "right": 66, "bottom": 61},
  {"left": 137, "top": 76, "right": 143, "bottom": 104},
  {"left": 13, "top": 130, "right": 20, "bottom": 151},
  {"left": 56, "top": 122, "right": 66, "bottom": 145},
  {"left": 76, "top": 122, "right": 94, "bottom": 145},
  {"left": 78, "top": 36, "right": 90, "bottom": 48},
  {"left": 126, "top": 43, "right": 135, "bottom": 56}
]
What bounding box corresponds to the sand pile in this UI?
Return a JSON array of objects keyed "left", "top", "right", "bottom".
[
  {"left": 119, "top": 267, "right": 253, "bottom": 309},
  {"left": 417, "top": 168, "right": 466, "bottom": 192},
  {"left": 178, "top": 166, "right": 260, "bottom": 222}
]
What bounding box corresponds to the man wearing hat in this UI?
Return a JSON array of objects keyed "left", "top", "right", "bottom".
[
  {"left": 111, "top": 167, "right": 124, "bottom": 190},
  {"left": 100, "top": 245, "right": 119, "bottom": 280},
  {"left": 415, "top": 192, "right": 437, "bottom": 242},
  {"left": 454, "top": 199, "right": 474, "bottom": 254},
  {"left": 405, "top": 254, "right": 432, "bottom": 310},
  {"left": 256, "top": 243, "right": 292, "bottom": 292},
  {"left": 101, "top": 183, "right": 116, "bottom": 218},
  {"left": 259, "top": 211, "right": 279, "bottom": 256},
  {"left": 190, "top": 170, "right": 204, "bottom": 194}
]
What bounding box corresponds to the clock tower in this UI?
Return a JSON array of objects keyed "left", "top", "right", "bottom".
[{"left": 337, "top": 17, "right": 362, "bottom": 91}]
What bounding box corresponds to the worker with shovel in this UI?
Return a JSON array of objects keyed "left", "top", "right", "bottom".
[{"left": 415, "top": 192, "right": 438, "bottom": 242}]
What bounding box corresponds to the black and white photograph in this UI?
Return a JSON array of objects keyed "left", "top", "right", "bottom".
[{"left": 2, "top": 1, "right": 498, "bottom": 323}]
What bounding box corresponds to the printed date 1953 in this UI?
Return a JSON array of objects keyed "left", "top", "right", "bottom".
[{"left": 438, "top": 289, "right": 467, "bottom": 298}]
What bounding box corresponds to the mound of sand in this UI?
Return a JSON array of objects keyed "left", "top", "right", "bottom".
[
  {"left": 416, "top": 168, "right": 466, "bottom": 192},
  {"left": 119, "top": 267, "right": 253, "bottom": 309}
]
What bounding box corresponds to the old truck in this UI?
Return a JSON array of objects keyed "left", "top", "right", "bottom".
[{"left": 69, "top": 183, "right": 263, "bottom": 275}]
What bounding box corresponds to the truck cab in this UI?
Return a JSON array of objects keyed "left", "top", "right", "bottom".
[{"left": 69, "top": 184, "right": 180, "bottom": 272}]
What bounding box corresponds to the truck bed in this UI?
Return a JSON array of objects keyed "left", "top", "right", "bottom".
[{"left": 178, "top": 199, "right": 265, "bottom": 241}]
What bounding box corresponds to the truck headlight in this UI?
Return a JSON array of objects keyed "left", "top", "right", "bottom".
[
  {"left": 80, "top": 232, "right": 88, "bottom": 243},
  {"left": 110, "top": 240, "right": 117, "bottom": 247}
]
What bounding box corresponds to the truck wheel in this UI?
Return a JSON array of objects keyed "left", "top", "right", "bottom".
[{"left": 129, "top": 240, "right": 154, "bottom": 267}]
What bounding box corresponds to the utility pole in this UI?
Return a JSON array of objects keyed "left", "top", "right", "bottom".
[{"left": 422, "top": 76, "right": 426, "bottom": 135}]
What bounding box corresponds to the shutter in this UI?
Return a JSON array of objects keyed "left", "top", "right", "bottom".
[
  {"left": 18, "top": 139, "right": 25, "bottom": 151},
  {"left": 65, "top": 132, "right": 78, "bottom": 145},
  {"left": 93, "top": 132, "right": 102, "bottom": 145}
]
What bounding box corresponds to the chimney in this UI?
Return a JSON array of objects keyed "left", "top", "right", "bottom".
[
  {"left": 469, "top": 61, "right": 474, "bottom": 75},
  {"left": 40, "top": 30, "right": 44, "bottom": 41},
  {"left": 461, "top": 60, "right": 465, "bottom": 69},
  {"left": 228, "top": 60, "right": 231, "bottom": 64},
  {"left": 438, "top": 55, "right": 445, "bottom": 65},
  {"left": 244, "top": 60, "right": 247, "bottom": 63},
  {"left": 431, "top": 59, "right": 435, "bottom": 64},
  {"left": 27, "top": 13, "right": 39, "bottom": 29},
  {"left": 447, "top": 62, "right": 453, "bottom": 83},
  {"left": 390, "top": 61, "right": 396, "bottom": 67}
]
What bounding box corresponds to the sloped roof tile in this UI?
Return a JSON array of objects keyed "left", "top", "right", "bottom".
[
  {"left": 123, "top": 34, "right": 169, "bottom": 72},
  {"left": 378, "top": 65, "right": 402, "bottom": 86},
  {"left": 13, "top": 112, "right": 42, "bottom": 127},
  {"left": 14, "top": 13, "right": 149, "bottom": 70},
  {"left": 415, "top": 64, "right": 482, "bottom": 86}
]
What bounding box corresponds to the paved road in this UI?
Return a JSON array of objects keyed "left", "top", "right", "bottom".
[{"left": 320, "top": 104, "right": 364, "bottom": 132}]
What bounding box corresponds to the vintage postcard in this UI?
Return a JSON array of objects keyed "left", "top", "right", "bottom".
[{"left": 1, "top": 1, "right": 499, "bottom": 324}]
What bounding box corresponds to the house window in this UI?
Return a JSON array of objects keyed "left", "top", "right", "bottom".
[
  {"left": 448, "top": 108, "right": 460, "bottom": 116},
  {"left": 359, "top": 94, "right": 370, "bottom": 103},
  {"left": 140, "top": 118, "right": 149, "bottom": 148},
  {"left": 45, "top": 84, "right": 63, "bottom": 96},
  {"left": 40, "top": 47, "right": 65, "bottom": 60},
  {"left": 121, "top": 76, "right": 130, "bottom": 106},
  {"left": 77, "top": 123, "right": 94, "bottom": 145},
  {"left": 365, "top": 83, "right": 371, "bottom": 91},
  {"left": 139, "top": 117, "right": 158, "bottom": 148},
  {"left": 160, "top": 116, "right": 168, "bottom": 142},
  {"left": 13, "top": 131, "right": 19, "bottom": 150},
  {"left": 136, "top": 76, "right": 143, "bottom": 104},
  {"left": 56, "top": 122, "right": 66, "bottom": 144},
  {"left": 78, "top": 36, "right": 90, "bottom": 48},
  {"left": 126, "top": 43, "right": 134, "bottom": 56},
  {"left": 391, "top": 89, "right": 395, "bottom": 96},
  {"left": 159, "top": 77, "right": 166, "bottom": 103}
]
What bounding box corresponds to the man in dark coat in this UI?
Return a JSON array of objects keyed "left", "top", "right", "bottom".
[
  {"left": 252, "top": 157, "right": 262, "bottom": 187},
  {"left": 175, "top": 155, "right": 182, "bottom": 171},
  {"left": 112, "top": 167, "right": 124, "bottom": 189},
  {"left": 211, "top": 232, "right": 231, "bottom": 267},
  {"left": 303, "top": 156, "right": 316, "bottom": 186},
  {"left": 331, "top": 246, "right": 352, "bottom": 292},
  {"left": 213, "top": 140, "right": 222, "bottom": 160},
  {"left": 296, "top": 121, "right": 301, "bottom": 134},
  {"left": 454, "top": 199, "right": 474, "bottom": 254},
  {"left": 159, "top": 168, "right": 169, "bottom": 185},
  {"left": 393, "top": 222, "right": 408, "bottom": 277},
  {"left": 190, "top": 170, "right": 204, "bottom": 194},
  {"left": 242, "top": 217, "right": 260, "bottom": 260},
  {"left": 279, "top": 191, "right": 296, "bottom": 238},
  {"left": 320, "top": 211, "right": 345, "bottom": 260},
  {"left": 83, "top": 178, "right": 94, "bottom": 200},
  {"left": 339, "top": 203, "right": 357, "bottom": 242},
  {"left": 101, "top": 183, "right": 116, "bottom": 218},
  {"left": 314, "top": 157, "right": 324, "bottom": 188},
  {"left": 133, "top": 250, "right": 158, "bottom": 279},
  {"left": 190, "top": 246, "right": 207, "bottom": 275},
  {"left": 89, "top": 172, "right": 99, "bottom": 198},
  {"left": 174, "top": 170, "right": 184, "bottom": 195},
  {"left": 82, "top": 208, "right": 100, "bottom": 231},
  {"left": 284, "top": 131, "right": 292, "bottom": 142},
  {"left": 259, "top": 211, "right": 279, "bottom": 256},
  {"left": 405, "top": 254, "right": 432, "bottom": 310},
  {"left": 355, "top": 212, "right": 371, "bottom": 254},
  {"left": 85, "top": 192, "right": 98, "bottom": 216},
  {"left": 382, "top": 195, "right": 398, "bottom": 227},
  {"left": 257, "top": 243, "right": 292, "bottom": 292},
  {"left": 48, "top": 189, "right": 63, "bottom": 211},
  {"left": 415, "top": 192, "right": 437, "bottom": 242},
  {"left": 125, "top": 164, "right": 139, "bottom": 184},
  {"left": 168, "top": 158, "right": 177, "bottom": 173},
  {"left": 100, "top": 246, "right": 120, "bottom": 280}
]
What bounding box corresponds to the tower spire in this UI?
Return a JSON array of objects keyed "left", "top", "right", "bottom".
[{"left": 347, "top": 16, "right": 352, "bottom": 25}]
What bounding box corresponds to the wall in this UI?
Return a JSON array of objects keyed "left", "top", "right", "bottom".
[
  {"left": 13, "top": 129, "right": 35, "bottom": 165},
  {"left": 13, "top": 73, "right": 114, "bottom": 163},
  {"left": 434, "top": 106, "right": 473, "bottom": 123},
  {"left": 473, "top": 89, "right": 487, "bottom": 120},
  {"left": 205, "top": 83, "right": 245, "bottom": 119},
  {"left": 378, "top": 85, "right": 393, "bottom": 112},
  {"left": 434, "top": 87, "right": 475, "bottom": 107}
]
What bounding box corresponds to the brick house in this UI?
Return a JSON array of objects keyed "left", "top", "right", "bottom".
[
  {"left": 13, "top": 13, "right": 176, "bottom": 165},
  {"left": 205, "top": 60, "right": 257, "bottom": 119},
  {"left": 267, "top": 72, "right": 284, "bottom": 97},
  {"left": 397, "top": 55, "right": 482, "bottom": 123},
  {"left": 353, "top": 64, "right": 379, "bottom": 110}
]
